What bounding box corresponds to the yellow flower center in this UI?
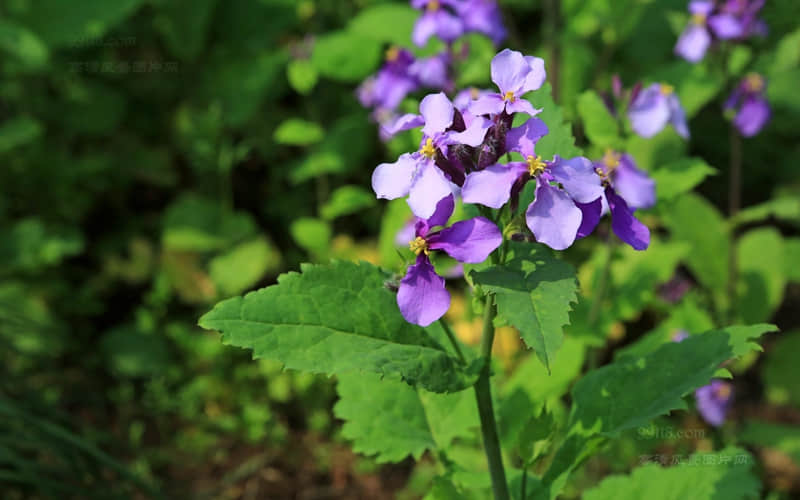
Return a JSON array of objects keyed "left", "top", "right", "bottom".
[
  {"left": 419, "top": 137, "right": 436, "bottom": 159},
  {"left": 659, "top": 83, "right": 675, "bottom": 95},
  {"left": 526, "top": 155, "right": 546, "bottom": 176},
  {"left": 409, "top": 236, "right": 429, "bottom": 255},
  {"left": 503, "top": 90, "right": 516, "bottom": 102},
  {"left": 691, "top": 12, "right": 707, "bottom": 25},
  {"left": 745, "top": 73, "right": 764, "bottom": 93},
  {"left": 470, "top": 87, "right": 480, "bottom": 99},
  {"left": 385, "top": 46, "right": 400, "bottom": 62},
  {"left": 714, "top": 383, "right": 732, "bottom": 400},
  {"left": 427, "top": 0, "right": 440, "bottom": 11},
  {"left": 602, "top": 149, "right": 621, "bottom": 170}
]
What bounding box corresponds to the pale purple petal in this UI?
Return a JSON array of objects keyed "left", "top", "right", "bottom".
[
  {"left": 606, "top": 188, "right": 650, "bottom": 250},
  {"left": 412, "top": 13, "right": 439, "bottom": 47},
  {"left": 734, "top": 96, "right": 770, "bottom": 137},
  {"left": 428, "top": 217, "right": 502, "bottom": 263},
  {"left": 612, "top": 154, "right": 656, "bottom": 210},
  {"left": 372, "top": 153, "right": 416, "bottom": 200},
  {"left": 430, "top": 10, "right": 465, "bottom": 43},
  {"left": 505, "top": 98, "right": 541, "bottom": 117},
  {"left": 667, "top": 94, "right": 690, "bottom": 138},
  {"left": 409, "top": 53, "right": 450, "bottom": 89},
  {"left": 695, "top": 380, "right": 733, "bottom": 427},
  {"left": 576, "top": 198, "right": 602, "bottom": 239},
  {"left": 407, "top": 160, "right": 454, "bottom": 219},
  {"left": 506, "top": 118, "right": 548, "bottom": 157},
  {"left": 689, "top": 0, "right": 714, "bottom": 16},
  {"left": 398, "top": 255, "right": 451, "bottom": 326},
  {"left": 447, "top": 115, "right": 491, "bottom": 146},
  {"left": 549, "top": 156, "right": 605, "bottom": 204},
  {"left": 382, "top": 113, "right": 425, "bottom": 137},
  {"left": 427, "top": 194, "right": 455, "bottom": 228},
  {"left": 525, "top": 181, "right": 582, "bottom": 251},
  {"left": 521, "top": 56, "right": 546, "bottom": 94},
  {"left": 628, "top": 85, "right": 670, "bottom": 138},
  {"left": 490, "top": 48, "right": 530, "bottom": 95},
  {"left": 420, "top": 92, "right": 455, "bottom": 137},
  {"left": 395, "top": 219, "right": 417, "bottom": 246},
  {"left": 461, "top": 162, "right": 528, "bottom": 209},
  {"left": 708, "top": 13, "right": 744, "bottom": 39},
  {"left": 468, "top": 94, "right": 505, "bottom": 116},
  {"left": 675, "top": 24, "right": 711, "bottom": 63}
]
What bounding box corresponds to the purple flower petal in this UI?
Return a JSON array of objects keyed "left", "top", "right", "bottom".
[
  {"left": 576, "top": 198, "right": 602, "bottom": 239},
  {"left": 689, "top": 0, "right": 714, "bottom": 16},
  {"left": 612, "top": 154, "right": 656, "bottom": 210},
  {"left": 734, "top": 96, "right": 770, "bottom": 137},
  {"left": 491, "top": 48, "right": 530, "bottom": 96},
  {"left": 521, "top": 56, "right": 547, "bottom": 94},
  {"left": 695, "top": 380, "right": 733, "bottom": 427},
  {"left": 468, "top": 94, "right": 505, "bottom": 116},
  {"left": 426, "top": 193, "right": 456, "bottom": 229},
  {"left": 395, "top": 219, "right": 417, "bottom": 246},
  {"left": 628, "top": 84, "right": 670, "bottom": 138},
  {"left": 525, "top": 180, "right": 582, "bottom": 250},
  {"left": 606, "top": 187, "right": 650, "bottom": 250},
  {"left": 372, "top": 153, "right": 416, "bottom": 200},
  {"left": 675, "top": 24, "right": 711, "bottom": 63},
  {"left": 428, "top": 217, "right": 502, "bottom": 263},
  {"left": 448, "top": 115, "right": 491, "bottom": 146},
  {"left": 407, "top": 160, "right": 454, "bottom": 219},
  {"left": 505, "top": 98, "right": 541, "bottom": 117},
  {"left": 667, "top": 93, "right": 690, "bottom": 138},
  {"left": 409, "top": 52, "right": 451, "bottom": 89},
  {"left": 462, "top": 162, "right": 528, "bottom": 209},
  {"left": 420, "top": 92, "right": 455, "bottom": 138},
  {"left": 549, "top": 156, "right": 605, "bottom": 204},
  {"left": 708, "top": 13, "right": 744, "bottom": 39},
  {"left": 382, "top": 113, "right": 425, "bottom": 137},
  {"left": 506, "top": 118, "right": 549, "bottom": 157},
  {"left": 398, "top": 255, "right": 451, "bottom": 326}
]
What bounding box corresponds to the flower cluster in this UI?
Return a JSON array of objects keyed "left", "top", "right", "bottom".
[
  {"left": 372, "top": 49, "right": 659, "bottom": 324},
  {"left": 358, "top": 1, "right": 506, "bottom": 138},
  {"left": 675, "top": 0, "right": 766, "bottom": 63},
  {"left": 725, "top": 72, "right": 770, "bottom": 137}
]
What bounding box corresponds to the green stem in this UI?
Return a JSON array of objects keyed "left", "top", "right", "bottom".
[
  {"left": 726, "top": 125, "right": 742, "bottom": 321},
  {"left": 588, "top": 226, "right": 614, "bottom": 326},
  {"left": 438, "top": 318, "right": 466, "bottom": 363},
  {"left": 473, "top": 297, "right": 510, "bottom": 500},
  {"left": 520, "top": 464, "right": 528, "bottom": 500}
]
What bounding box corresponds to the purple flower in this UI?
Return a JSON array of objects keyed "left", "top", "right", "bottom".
[
  {"left": 357, "top": 48, "right": 419, "bottom": 111},
  {"left": 461, "top": 119, "right": 605, "bottom": 250},
  {"left": 373, "top": 92, "right": 490, "bottom": 218},
  {"left": 695, "top": 380, "right": 734, "bottom": 427},
  {"left": 409, "top": 51, "right": 453, "bottom": 91},
  {"left": 468, "top": 49, "right": 546, "bottom": 118},
  {"left": 398, "top": 195, "right": 502, "bottom": 325},
  {"left": 675, "top": 0, "right": 766, "bottom": 63},
  {"left": 456, "top": 0, "right": 507, "bottom": 45},
  {"left": 659, "top": 274, "right": 693, "bottom": 303},
  {"left": 628, "top": 83, "right": 689, "bottom": 139},
  {"left": 412, "top": 0, "right": 465, "bottom": 47},
  {"left": 591, "top": 150, "right": 653, "bottom": 251},
  {"left": 453, "top": 87, "right": 493, "bottom": 112},
  {"left": 725, "top": 73, "right": 770, "bottom": 137}
]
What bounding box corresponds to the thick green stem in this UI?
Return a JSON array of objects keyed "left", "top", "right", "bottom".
[{"left": 473, "top": 298, "right": 510, "bottom": 500}]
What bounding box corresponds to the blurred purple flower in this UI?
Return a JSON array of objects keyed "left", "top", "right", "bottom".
[
  {"left": 409, "top": 51, "right": 453, "bottom": 90},
  {"left": 412, "top": 0, "right": 465, "bottom": 47},
  {"left": 695, "top": 380, "right": 734, "bottom": 427},
  {"left": 591, "top": 151, "right": 653, "bottom": 250},
  {"left": 659, "top": 274, "right": 693, "bottom": 303},
  {"left": 628, "top": 83, "right": 689, "bottom": 139},
  {"left": 675, "top": 0, "right": 766, "bottom": 63},
  {"left": 456, "top": 0, "right": 507, "bottom": 45},
  {"left": 462, "top": 119, "right": 605, "bottom": 250},
  {"left": 357, "top": 48, "right": 419, "bottom": 111},
  {"left": 725, "top": 73, "right": 770, "bottom": 137},
  {"left": 468, "top": 49, "right": 546, "bottom": 118},
  {"left": 398, "top": 195, "right": 501, "bottom": 325}
]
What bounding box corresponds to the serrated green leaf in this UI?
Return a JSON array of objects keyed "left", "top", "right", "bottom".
[
  {"left": 289, "top": 217, "right": 331, "bottom": 256},
  {"left": 735, "top": 228, "right": 786, "bottom": 323},
  {"left": 650, "top": 157, "right": 717, "bottom": 201},
  {"left": 320, "top": 185, "right": 375, "bottom": 220},
  {"left": 199, "top": 261, "right": 478, "bottom": 392},
  {"left": 312, "top": 30, "right": 382, "bottom": 82},
  {"left": 347, "top": 4, "right": 417, "bottom": 45},
  {"left": 209, "top": 236, "right": 281, "bottom": 296},
  {"left": 583, "top": 447, "right": 760, "bottom": 500},
  {"left": 274, "top": 118, "right": 324, "bottom": 146},
  {"left": 527, "top": 83, "right": 582, "bottom": 160},
  {"left": 577, "top": 91, "right": 621, "bottom": 149},
  {"left": 287, "top": 59, "right": 318, "bottom": 95},
  {"left": 471, "top": 242, "right": 577, "bottom": 371}
]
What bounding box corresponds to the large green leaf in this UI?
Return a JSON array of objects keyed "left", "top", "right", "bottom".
[
  {"left": 335, "top": 372, "right": 478, "bottom": 463},
  {"left": 731, "top": 196, "right": 800, "bottom": 227},
  {"left": 347, "top": 4, "right": 418, "bottom": 45},
  {"left": 527, "top": 83, "right": 582, "bottom": 160},
  {"left": 577, "top": 90, "right": 621, "bottom": 149},
  {"left": 312, "top": 30, "right": 382, "bottom": 82},
  {"left": 650, "top": 157, "right": 717, "bottom": 201},
  {"left": 735, "top": 228, "right": 786, "bottom": 323},
  {"left": 320, "top": 185, "right": 376, "bottom": 220},
  {"left": 208, "top": 236, "right": 281, "bottom": 297},
  {"left": 582, "top": 447, "right": 760, "bottom": 500},
  {"left": 470, "top": 242, "right": 578, "bottom": 372},
  {"left": 199, "top": 261, "right": 477, "bottom": 393}
]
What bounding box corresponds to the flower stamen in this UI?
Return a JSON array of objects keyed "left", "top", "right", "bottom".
[
  {"left": 427, "top": 0, "right": 440, "bottom": 11},
  {"left": 385, "top": 46, "right": 400, "bottom": 62},
  {"left": 691, "top": 12, "right": 707, "bottom": 24},
  {"left": 526, "top": 155, "right": 546, "bottom": 176},
  {"left": 602, "top": 149, "right": 621, "bottom": 171},
  {"left": 419, "top": 137, "right": 436, "bottom": 159},
  {"left": 409, "top": 236, "right": 429, "bottom": 255},
  {"left": 660, "top": 83, "right": 675, "bottom": 95},
  {"left": 745, "top": 73, "right": 764, "bottom": 93},
  {"left": 503, "top": 90, "right": 516, "bottom": 102}
]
